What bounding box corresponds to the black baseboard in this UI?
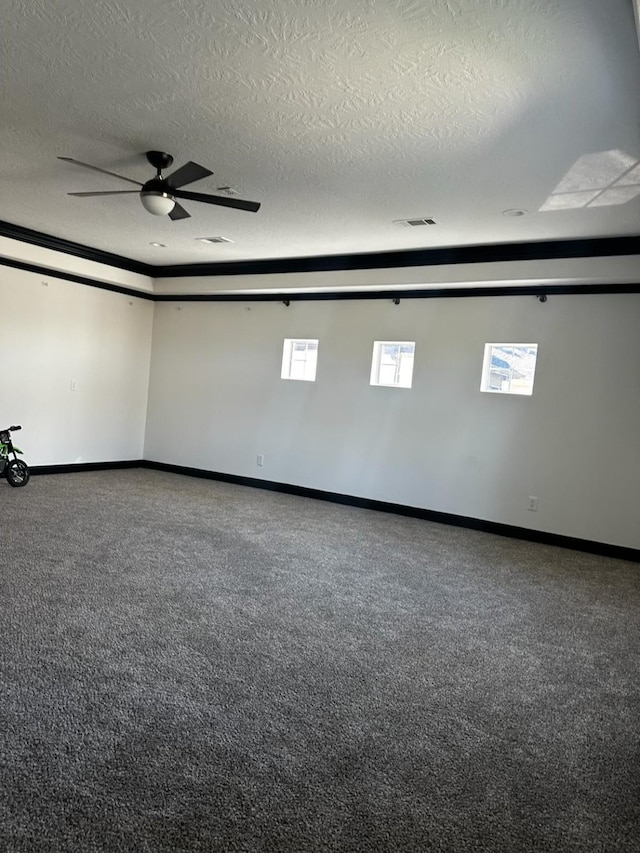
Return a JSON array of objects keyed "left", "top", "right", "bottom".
[
  {"left": 142, "top": 460, "right": 640, "bottom": 564},
  {"left": 27, "top": 458, "right": 639, "bottom": 563},
  {"left": 31, "top": 460, "right": 144, "bottom": 475}
]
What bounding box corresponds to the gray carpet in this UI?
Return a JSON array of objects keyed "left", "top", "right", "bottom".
[{"left": 0, "top": 468, "right": 638, "bottom": 852}]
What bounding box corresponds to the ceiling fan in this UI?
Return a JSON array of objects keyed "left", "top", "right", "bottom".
[{"left": 58, "top": 150, "right": 261, "bottom": 220}]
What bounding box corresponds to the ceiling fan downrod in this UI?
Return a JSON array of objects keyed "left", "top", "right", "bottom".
[{"left": 146, "top": 150, "right": 174, "bottom": 177}]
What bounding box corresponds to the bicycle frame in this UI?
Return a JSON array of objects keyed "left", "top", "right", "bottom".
[
  {"left": 0, "top": 431, "right": 23, "bottom": 472},
  {"left": 0, "top": 425, "right": 29, "bottom": 487}
]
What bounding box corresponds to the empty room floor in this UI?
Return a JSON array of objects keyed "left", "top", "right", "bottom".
[{"left": 1, "top": 469, "right": 638, "bottom": 852}]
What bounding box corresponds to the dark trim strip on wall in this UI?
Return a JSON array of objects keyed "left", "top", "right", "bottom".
[
  {"left": 9, "top": 220, "right": 638, "bottom": 560},
  {"left": 152, "top": 235, "right": 640, "bottom": 278},
  {"left": 31, "top": 460, "right": 144, "bottom": 475},
  {"left": 26, "top": 460, "right": 640, "bottom": 561},
  {"left": 2, "top": 217, "right": 640, "bottom": 279},
  {"left": 0, "top": 255, "right": 155, "bottom": 301},
  {"left": 0, "top": 220, "right": 153, "bottom": 276},
  {"left": 141, "top": 460, "right": 640, "bottom": 564},
  {"left": 154, "top": 282, "right": 640, "bottom": 301},
  {"left": 3, "top": 253, "right": 640, "bottom": 303}
]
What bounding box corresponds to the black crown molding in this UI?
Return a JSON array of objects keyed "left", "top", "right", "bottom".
[
  {"left": 0, "top": 254, "right": 155, "bottom": 301},
  {"left": 152, "top": 234, "right": 640, "bottom": 278},
  {"left": 2, "top": 218, "right": 640, "bottom": 281},
  {"left": 3, "top": 250, "right": 640, "bottom": 304},
  {"left": 0, "top": 220, "right": 154, "bottom": 277}
]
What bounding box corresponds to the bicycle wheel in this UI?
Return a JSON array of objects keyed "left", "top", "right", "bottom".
[{"left": 6, "top": 459, "right": 30, "bottom": 487}]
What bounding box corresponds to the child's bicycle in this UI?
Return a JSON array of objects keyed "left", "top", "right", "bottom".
[{"left": 0, "top": 425, "right": 30, "bottom": 487}]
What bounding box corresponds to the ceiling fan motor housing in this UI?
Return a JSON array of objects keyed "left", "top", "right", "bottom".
[{"left": 140, "top": 177, "right": 176, "bottom": 215}]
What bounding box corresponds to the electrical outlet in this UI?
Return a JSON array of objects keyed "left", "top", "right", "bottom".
[
  {"left": 257, "top": 454, "right": 264, "bottom": 467},
  {"left": 70, "top": 379, "right": 78, "bottom": 392},
  {"left": 527, "top": 496, "right": 538, "bottom": 511}
]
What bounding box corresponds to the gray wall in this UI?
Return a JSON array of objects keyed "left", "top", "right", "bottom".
[
  {"left": 4, "top": 237, "right": 638, "bottom": 551},
  {"left": 145, "top": 292, "right": 640, "bottom": 549},
  {"left": 0, "top": 265, "right": 153, "bottom": 464}
]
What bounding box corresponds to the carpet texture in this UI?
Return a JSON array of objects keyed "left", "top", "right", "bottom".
[{"left": 0, "top": 469, "right": 638, "bottom": 852}]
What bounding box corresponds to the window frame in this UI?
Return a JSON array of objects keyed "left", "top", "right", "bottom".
[
  {"left": 370, "top": 340, "right": 416, "bottom": 389},
  {"left": 480, "top": 343, "right": 538, "bottom": 396},
  {"left": 280, "top": 338, "right": 319, "bottom": 382}
]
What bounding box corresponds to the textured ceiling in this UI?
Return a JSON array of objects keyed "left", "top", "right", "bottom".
[{"left": 3, "top": 0, "right": 640, "bottom": 265}]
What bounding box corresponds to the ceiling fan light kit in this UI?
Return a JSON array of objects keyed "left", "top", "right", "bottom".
[
  {"left": 59, "top": 150, "right": 260, "bottom": 221},
  {"left": 141, "top": 185, "right": 176, "bottom": 216},
  {"left": 139, "top": 151, "right": 175, "bottom": 215}
]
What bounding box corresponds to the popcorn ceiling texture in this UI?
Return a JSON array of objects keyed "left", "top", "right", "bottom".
[{"left": 2, "top": 0, "right": 640, "bottom": 264}]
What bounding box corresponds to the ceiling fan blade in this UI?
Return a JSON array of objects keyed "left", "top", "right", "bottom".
[
  {"left": 169, "top": 201, "right": 191, "bottom": 221},
  {"left": 67, "top": 190, "right": 140, "bottom": 197},
  {"left": 58, "top": 157, "right": 143, "bottom": 187},
  {"left": 166, "top": 161, "right": 213, "bottom": 189},
  {"left": 173, "top": 189, "right": 260, "bottom": 213}
]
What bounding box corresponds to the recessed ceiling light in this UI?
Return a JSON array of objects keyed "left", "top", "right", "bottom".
[
  {"left": 502, "top": 208, "right": 528, "bottom": 217},
  {"left": 149, "top": 241, "right": 167, "bottom": 247},
  {"left": 196, "top": 236, "right": 234, "bottom": 244}
]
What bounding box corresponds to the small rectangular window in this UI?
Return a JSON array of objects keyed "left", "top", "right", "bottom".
[
  {"left": 281, "top": 338, "right": 318, "bottom": 381},
  {"left": 481, "top": 343, "right": 538, "bottom": 395},
  {"left": 370, "top": 341, "right": 415, "bottom": 388}
]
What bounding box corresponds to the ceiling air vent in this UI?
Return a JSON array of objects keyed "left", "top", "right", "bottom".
[
  {"left": 394, "top": 218, "right": 436, "bottom": 227},
  {"left": 196, "top": 236, "right": 234, "bottom": 244}
]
